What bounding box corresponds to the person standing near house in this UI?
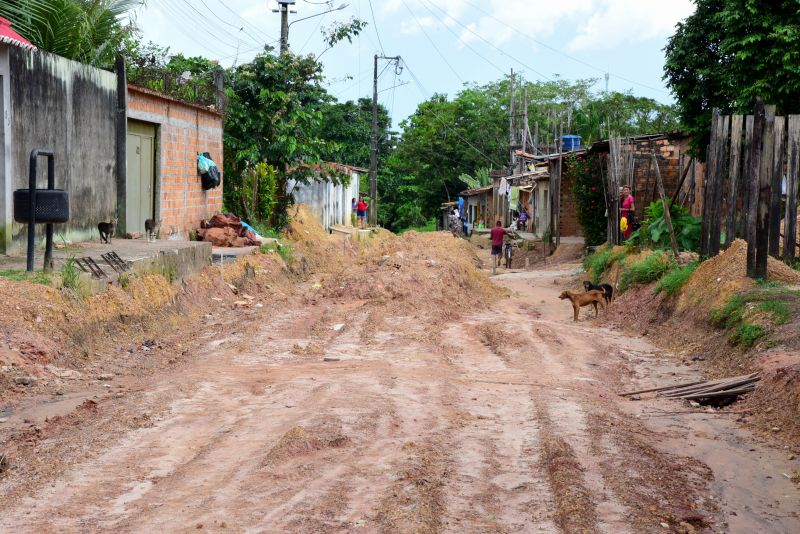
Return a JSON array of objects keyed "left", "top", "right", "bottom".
[
  {"left": 490, "top": 220, "right": 508, "bottom": 268},
  {"left": 351, "top": 197, "right": 357, "bottom": 227},
  {"left": 357, "top": 196, "right": 369, "bottom": 229},
  {"left": 518, "top": 209, "right": 528, "bottom": 231},
  {"left": 620, "top": 185, "right": 635, "bottom": 241}
]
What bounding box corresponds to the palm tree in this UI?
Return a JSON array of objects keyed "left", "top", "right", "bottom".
[{"left": 0, "top": 0, "right": 144, "bottom": 67}]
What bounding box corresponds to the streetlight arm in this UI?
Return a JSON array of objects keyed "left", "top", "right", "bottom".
[{"left": 288, "top": 3, "right": 348, "bottom": 29}]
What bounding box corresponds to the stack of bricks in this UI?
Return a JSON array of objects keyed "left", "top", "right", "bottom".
[{"left": 127, "top": 86, "right": 224, "bottom": 239}]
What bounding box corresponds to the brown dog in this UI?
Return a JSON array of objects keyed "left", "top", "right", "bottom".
[{"left": 559, "top": 289, "right": 606, "bottom": 321}]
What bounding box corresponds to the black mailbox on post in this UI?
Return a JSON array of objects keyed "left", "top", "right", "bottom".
[{"left": 12, "top": 149, "right": 70, "bottom": 272}]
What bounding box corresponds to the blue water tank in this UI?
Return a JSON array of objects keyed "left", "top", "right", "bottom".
[{"left": 561, "top": 135, "right": 582, "bottom": 151}]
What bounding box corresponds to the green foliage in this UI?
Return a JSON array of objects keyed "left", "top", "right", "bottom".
[
  {"left": 709, "top": 294, "right": 747, "bottom": 328},
  {"left": 655, "top": 261, "right": 699, "bottom": 297},
  {"left": 730, "top": 323, "right": 765, "bottom": 349},
  {"left": 458, "top": 168, "right": 491, "bottom": 190},
  {"left": 757, "top": 300, "right": 791, "bottom": 325},
  {"left": 1, "top": 0, "right": 143, "bottom": 67},
  {"left": 582, "top": 246, "right": 625, "bottom": 284},
  {"left": 0, "top": 269, "right": 51, "bottom": 285},
  {"left": 318, "top": 18, "right": 368, "bottom": 58},
  {"left": 239, "top": 162, "right": 278, "bottom": 225},
  {"left": 59, "top": 256, "right": 88, "bottom": 298},
  {"left": 162, "top": 265, "right": 177, "bottom": 284},
  {"left": 316, "top": 98, "right": 394, "bottom": 169},
  {"left": 619, "top": 252, "right": 676, "bottom": 291},
  {"left": 400, "top": 218, "right": 437, "bottom": 234},
  {"left": 628, "top": 199, "right": 702, "bottom": 251},
  {"left": 276, "top": 243, "right": 294, "bottom": 265},
  {"left": 566, "top": 155, "right": 606, "bottom": 246},
  {"left": 664, "top": 0, "right": 800, "bottom": 156},
  {"left": 223, "top": 48, "right": 333, "bottom": 229},
  {"left": 117, "top": 272, "right": 131, "bottom": 289}
]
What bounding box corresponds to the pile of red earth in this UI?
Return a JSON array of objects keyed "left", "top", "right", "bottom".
[{"left": 197, "top": 213, "right": 260, "bottom": 247}]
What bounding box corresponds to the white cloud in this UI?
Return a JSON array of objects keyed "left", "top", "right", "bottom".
[{"left": 567, "top": 0, "right": 695, "bottom": 52}]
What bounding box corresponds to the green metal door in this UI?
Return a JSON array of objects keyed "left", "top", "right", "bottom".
[{"left": 126, "top": 120, "right": 156, "bottom": 233}]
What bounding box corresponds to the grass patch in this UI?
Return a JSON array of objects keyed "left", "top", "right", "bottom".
[
  {"left": 655, "top": 260, "right": 699, "bottom": 297},
  {"left": 730, "top": 323, "right": 765, "bottom": 349},
  {"left": 400, "top": 218, "right": 437, "bottom": 234},
  {"left": 259, "top": 241, "right": 293, "bottom": 264},
  {"left": 59, "top": 256, "right": 89, "bottom": 299},
  {"left": 582, "top": 246, "right": 626, "bottom": 284},
  {"left": 618, "top": 252, "right": 675, "bottom": 291},
  {"left": 709, "top": 284, "right": 799, "bottom": 349},
  {"left": 0, "top": 269, "right": 52, "bottom": 286}
]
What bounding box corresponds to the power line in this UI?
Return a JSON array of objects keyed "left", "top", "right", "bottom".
[
  {"left": 159, "top": 1, "right": 240, "bottom": 57},
  {"left": 215, "top": 0, "right": 278, "bottom": 43},
  {"left": 416, "top": 0, "right": 505, "bottom": 77},
  {"left": 298, "top": 12, "right": 326, "bottom": 53},
  {"left": 401, "top": 58, "right": 505, "bottom": 169},
  {"left": 175, "top": 0, "right": 256, "bottom": 49},
  {"left": 366, "top": 0, "right": 385, "bottom": 56},
  {"left": 457, "top": 0, "right": 669, "bottom": 94},
  {"left": 420, "top": 0, "right": 551, "bottom": 81},
  {"left": 399, "top": 0, "right": 463, "bottom": 84},
  {"left": 201, "top": 0, "right": 272, "bottom": 45}
]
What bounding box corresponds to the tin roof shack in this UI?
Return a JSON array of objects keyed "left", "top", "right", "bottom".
[
  {"left": 0, "top": 40, "right": 119, "bottom": 253},
  {"left": 460, "top": 184, "right": 493, "bottom": 234},
  {"left": 125, "top": 85, "right": 224, "bottom": 239},
  {"left": 288, "top": 163, "right": 364, "bottom": 232},
  {"left": 439, "top": 201, "right": 458, "bottom": 231}
]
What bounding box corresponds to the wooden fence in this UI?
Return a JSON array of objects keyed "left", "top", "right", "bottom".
[{"left": 702, "top": 99, "right": 799, "bottom": 277}]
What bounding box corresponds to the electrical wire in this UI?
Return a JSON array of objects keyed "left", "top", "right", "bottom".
[
  {"left": 458, "top": 0, "right": 669, "bottom": 94},
  {"left": 416, "top": 0, "right": 505, "bottom": 77},
  {"left": 174, "top": 0, "right": 256, "bottom": 49},
  {"left": 200, "top": 0, "right": 271, "bottom": 45},
  {"left": 159, "top": 1, "right": 239, "bottom": 57},
  {"left": 401, "top": 58, "right": 505, "bottom": 169},
  {"left": 215, "top": 0, "right": 278, "bottom": 43},
  {"left": 420, "top": 0, "right": 551, "bottom": 81},
  {"left": 399, "top": 0, "right": 463, "bottom": 83},
  {"left": 299, "top": 12, "right": 326, "bottom": 53},
  {"left": 366, "top": 0, "right": 385, "bottom": 56}
]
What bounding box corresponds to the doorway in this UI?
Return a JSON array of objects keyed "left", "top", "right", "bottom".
[{"left": 126, "top": 120, "right": 156, "bottom": 233}]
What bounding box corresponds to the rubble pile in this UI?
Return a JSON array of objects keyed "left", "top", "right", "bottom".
[{"left": 196, "top": 213, "right": 260, "bottom": 247}]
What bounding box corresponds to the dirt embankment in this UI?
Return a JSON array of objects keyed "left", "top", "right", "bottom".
[{"left": 598, "top": 240, "right": 800, "bottom": 448}]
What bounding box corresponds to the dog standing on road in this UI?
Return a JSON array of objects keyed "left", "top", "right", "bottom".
[
  {"left": 559, "top": 289, "right": 606, "bottom": 321},
  {"left": 583, "top": 280, "right": 614, "bottom": 305}
]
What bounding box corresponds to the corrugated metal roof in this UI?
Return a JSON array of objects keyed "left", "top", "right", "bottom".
[{"left": 459, "top": 184, "right": 493, "bottom": 196}]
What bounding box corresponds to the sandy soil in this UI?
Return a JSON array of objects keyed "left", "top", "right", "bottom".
[{"left": 1, "top": 256, "right": 798, "bottom": 533}]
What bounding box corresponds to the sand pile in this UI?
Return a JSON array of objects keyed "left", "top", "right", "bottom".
[
  {"left": 284, "top": 204, "right": 351, "bottom": 274},
  {"left": 679, "top": 239, "right": 800, "bottom": 314},
  {"left": 322, "top": 230, "right": 504, "bottom": 318}
]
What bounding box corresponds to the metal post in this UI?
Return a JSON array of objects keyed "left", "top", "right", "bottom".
[
  {"left": 44, "top": 155, "right": 55, "bottom": 271},
  {"left": 26, "top": 149, "right": 55, "bottom": 272}
]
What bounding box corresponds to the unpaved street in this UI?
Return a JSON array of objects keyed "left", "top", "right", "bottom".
[{"left": 2, "top": 260, "right": 799, "bottom": 533}]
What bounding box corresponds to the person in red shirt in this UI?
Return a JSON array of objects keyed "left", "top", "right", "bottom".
[
  {"left": 356, "top": 197, "right": 368, "bottom": 229},
  {"left": 490, "top": 220, "right": 508, "bottom": 268}
]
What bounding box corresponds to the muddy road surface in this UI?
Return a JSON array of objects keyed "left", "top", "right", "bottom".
[{"left": 1, "top": 262, "right": 798, "bottom": 533}]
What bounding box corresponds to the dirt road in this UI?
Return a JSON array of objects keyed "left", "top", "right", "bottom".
[{"left": 1, "top": 261, "right": 798, "bottom": 533}]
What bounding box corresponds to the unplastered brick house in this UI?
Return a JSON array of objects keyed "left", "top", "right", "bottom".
[{"left": 125, "top": 85, "right": 224, "bottom": 239}]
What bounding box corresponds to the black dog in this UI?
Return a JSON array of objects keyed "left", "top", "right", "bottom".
[{"left": 583, "top": 280, "right": 614, "bottom": 305}]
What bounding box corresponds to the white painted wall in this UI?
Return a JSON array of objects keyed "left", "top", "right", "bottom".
[{"left": 288, "top": 171, "right": 361, "bottom": 231}]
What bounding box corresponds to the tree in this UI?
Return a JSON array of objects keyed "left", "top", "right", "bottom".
[
  {"left": 664, "top": 0, "right": 800, "bottom": 154},
  {"left": 316, "top": 98, "right": 395, "bottom": 169},
  {"left": 223, "top": 47, "right": 342, "bottom": 228},
  {"left": 0, "top": 0, "right": 143, "bottom": 67}
]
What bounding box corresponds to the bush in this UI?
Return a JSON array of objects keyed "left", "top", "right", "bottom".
[
  {"left": 618, "top": 252, "right": 675, "bottom": 291},
  {"left": 708, "top": 286, "right": 798, "bottom": 349},
  {"left": 627, "top": 200, "right": 701, "bottom": 252},
  {"left": 582, "top": 246, "right": 625, "bottom": 284},
  {"left": 567, "top": 155, "right": 606, "bottom": 246},
  {"left": 655, "top": 261, "right": 699, "bottom": 297},
  {"left": 730, "top": 323, "right": 765, "bottom": 349}
]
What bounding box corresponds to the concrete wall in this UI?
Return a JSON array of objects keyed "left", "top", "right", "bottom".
[
  {"left": 289, "top": 172, "right": 361, "bottom": 231},
  {"left": 1, "top": 44, "right": 118, "bottom": 253},
  {"left": 126, "top": 86, "right": 223, "bottom": 239}
]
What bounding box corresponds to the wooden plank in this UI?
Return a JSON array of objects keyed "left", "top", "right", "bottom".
[
  {"left": 769, "top": 116, "right": 786, "bottom": 257},
  {"left": 653, "top": 155, "right": 680, "bottom": 257},
  {"left": 785, "top": 115, "right": 800, "bottom": 264},
  {"left": 709, "top": 113, "right": 729, "bottom": 257},
  {"left": 746, "top": 104, "right": 764, "bottom": 277},
  {"left": 755, "top": 105, "right": 776, "bottom": 277},
  {"left": 741, "top": 115, "right": 754, "bottom": 238},
  {"left": 725, "top": 115, "right": 744, "bottom": 246},
  {"left": 669, "top": 155, "right": 693, "bottom": 209}
]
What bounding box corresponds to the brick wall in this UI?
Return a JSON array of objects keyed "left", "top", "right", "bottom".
[
  {"left": 127, "top": 86, "right": 223, "bottom": 238},
  {"left": 558, "top": 162, "right": 582, "bottom": 237}
]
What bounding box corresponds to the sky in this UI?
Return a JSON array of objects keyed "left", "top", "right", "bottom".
[{"left": 134, "top": 0, "right": 696, "bottom": 129}]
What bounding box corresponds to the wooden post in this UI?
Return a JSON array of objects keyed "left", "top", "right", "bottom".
[
  {"left": 785, "top": 115, "right": 800, "bottom": 264},
  {"left": 669, "top": 156, "right": 694, "bottom": 210},
  {"left": 741, "top": 115, "right": 754, "bottom": 238},
  {"left": 746, "top": 99, "right": 765, "bottom": 277},
  {"left": 653, "top": 155, "right": 680, "bottom": 257},
  {"left": 725, "top": 115, "right": 744, "bottom": 246},
  {"left": 701, "top": 111, "right": 719, "bottom": 256},
  {"left": 769, "top": 116, "right": 786, "bottom": 258},
  {"left": 755, "top": 105, "right": 776, "bottom": 277},
  {"left": 709, "top": 114, "right": 729, "bottom": 257}
]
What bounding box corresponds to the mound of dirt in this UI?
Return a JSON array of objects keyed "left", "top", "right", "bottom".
[
  {"left": 321, "top": 230, "right": 505, "bottom": 319},
  {"left": 679, "top": 239, "right": 800, "bottom": 315},
  {"left": 746, "top": 363, "right": 800, "bottom": 451}
]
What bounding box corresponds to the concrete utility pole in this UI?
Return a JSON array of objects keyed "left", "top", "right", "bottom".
[
  {"left": 370, "top": 53, "right": 401, "bottom": 226},
  {"left": 275, "top": 1, "right": 348, "bottom": 53}
]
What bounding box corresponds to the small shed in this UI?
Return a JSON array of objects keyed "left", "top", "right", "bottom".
[
  {"left": 288, "top": 163, "right": 364, "bottom": 232},
  {"left": 460, "top": 184, "right": 493, "bottom": 233}
]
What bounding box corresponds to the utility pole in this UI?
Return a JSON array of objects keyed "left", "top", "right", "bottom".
[
  {"left": 275, "top": 1, "right": 295, "bottom": 53},
  {"left": 370, "top": 53, "right": 401, "bottom": 227}
]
